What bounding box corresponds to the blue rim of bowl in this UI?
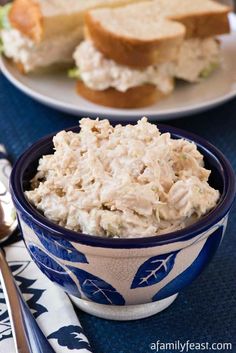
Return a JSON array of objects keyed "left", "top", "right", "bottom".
[{"left": 10, "top": 124, "right": 236, "bottom": 249}]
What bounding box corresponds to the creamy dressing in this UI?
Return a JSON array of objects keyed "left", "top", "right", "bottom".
[
  {"left": 73, "top": 38, "right": 220, "bottom": 92},
  {"left": 73, "top": 40, "right": 175, "bottom": 93},
  {"left": 174, "top": 37, "right": 220, "bottom": 82},
  {"left": 1, "top": 27, "right": 83, "bottom": 72},
  {"left": 26, "top": 118, "right": 220, "bottom": 238},
  {"left": 1, "top": 26, "right": 220, "bottom": 79}
]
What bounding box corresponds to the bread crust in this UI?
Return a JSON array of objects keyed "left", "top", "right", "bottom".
[
  {"left": 15, "top": 61, "right": 26, "bottom": 74},
  {"left": 8, "top": 0, "right": 149, "bottom": 44},
  {"left": 171, "top": 11, "right": 230, "bottom": 38},
  {"left": 9, "top": 0, "right": 43, "bottom": 43},
  {"left": 85, "top": 13, "right": 185, "bottom": 67},
  {"left": 85, "top": 3, "right": 230, "bottom": 67},
  {"left": 76, "top": 81, "right": 166, "bottom": 108}
]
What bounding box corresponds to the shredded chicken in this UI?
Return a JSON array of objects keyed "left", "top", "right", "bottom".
[
  {"left": 174, "top": 37, "right": 220, "bottom": 82},
  {"left": 25, "top": 118, "right": 220, "bottom": 238},
  {"left": 1, "top": 28, "right": 83, "bottom": 72},
  {"left": 73, "top": 38, "right": 220, "bottom": 93},
  {"left": 73, "top": 40, "right": 175, "bottom": 93}
]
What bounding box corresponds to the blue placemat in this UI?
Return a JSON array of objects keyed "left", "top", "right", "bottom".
[{"left": 0, "top": 73, "right": 235, "bottom": 353}]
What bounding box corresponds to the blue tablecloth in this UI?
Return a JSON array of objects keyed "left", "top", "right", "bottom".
[{"left": 0, "top": 73, "right": 235, "bottom": 353}]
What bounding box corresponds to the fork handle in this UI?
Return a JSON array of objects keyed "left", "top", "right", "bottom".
[{"left": 0, "top": 249, "right": 55, "bottom": 353}]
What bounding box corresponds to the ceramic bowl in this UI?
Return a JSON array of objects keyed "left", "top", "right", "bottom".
[{"left": 10, "top": 124, "right": 235, "bottom": 320}]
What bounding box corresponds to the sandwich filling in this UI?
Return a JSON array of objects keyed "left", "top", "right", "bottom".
[
  {"left": 73, "top": 40, "right": 175, "bottom": 94},
  {"left": 26, "top": 118, "right": 220, "bottom": 238},
  {"left": 72, "top": 38, "right": 220, "bottom": 92},
  {"left": 1, "top": 27, "right": 83, "bottom": 72},
  {"left": 174, "top": 37, "right": 220, "bottom": 82}
]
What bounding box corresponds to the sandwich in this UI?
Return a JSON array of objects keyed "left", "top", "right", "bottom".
[
  {"left": 70, "top": 0, "right": 231, "bottom": 108},
  {"left": 0, "top": 0, "right": 146, "bottom": 73}
]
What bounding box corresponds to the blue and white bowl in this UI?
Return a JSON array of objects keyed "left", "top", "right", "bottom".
[{"left": 10, "top": 125, "right": 235, "bottom": 320}]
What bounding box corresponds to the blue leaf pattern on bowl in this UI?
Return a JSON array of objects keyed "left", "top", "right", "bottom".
[
  {"left": 29, "top": 222, "right": 88, "bottom": 263},
  {"left": 28, "top": 244, "right": 81, "bottom": 297},
  {"left": 152, "top": 225, "right": 224, "bottom": 301},
  {"left": 68, "top": 266, "right": 125, "bottom": 305},
  {"left": 131, "top": 251, "right": 178, "bottom": 289},
  {"left": 47, "top": 325, "right": 92, "bottom": 351}
]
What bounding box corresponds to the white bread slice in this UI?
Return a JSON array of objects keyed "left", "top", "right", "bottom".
[
  {"left": 85, "top": 0, "right": 230, "bottom": 67},
  {"left": 86, "top": 3, "right": 186, "bottom": 67},
  {"left": 77, "top": 81, "right": 165, "bottom": 108},
  {"left": 9, "top": 0, "right": 149, "bottom": 43},
  {"left": 155, "top": 0, "right": 231, "bottom": 38}
]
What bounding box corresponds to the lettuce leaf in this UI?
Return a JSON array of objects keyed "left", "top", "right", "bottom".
[
  {"left": 0, "top": 4, "right": 12, "bottom": 30},
  {"left": 68, "top": 68, "right": 81, "bottom": 79},
  {"left": 200, "top": 62, "right": 219, "bottom": 79}
]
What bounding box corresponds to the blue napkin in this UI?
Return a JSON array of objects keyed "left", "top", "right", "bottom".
[{"left": 0, "top": 145, "right": 93, "bottom": 353}]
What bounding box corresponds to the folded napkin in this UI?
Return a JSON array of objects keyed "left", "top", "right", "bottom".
[
  {"left": 0, "top": 144, "right": 93, "bottom": 353},
  {"left": 0, "top": 241, "right": 93, "bottom": 353}
]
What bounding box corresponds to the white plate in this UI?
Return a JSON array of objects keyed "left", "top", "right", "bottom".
[{"left": 1, "top": 14, "right": 236, "bottom": 121}]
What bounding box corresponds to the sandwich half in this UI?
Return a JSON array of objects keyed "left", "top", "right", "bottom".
[
  {"left": 71, "top": 0, "right": 230, "bottom": 108},
  {"left": 0, "top": 0, "right": 146, "bottom": 73}
]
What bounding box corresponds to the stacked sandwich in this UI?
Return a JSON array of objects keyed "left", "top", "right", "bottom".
[
  {"left": 0, "top": 0, "right": 147, "bottom": 73},
  {"left": 0, "top": 0, "right": 231, "bottom": 108},
  {"left": 71, "top": 0, "right": 231, "bottom": 108}
]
